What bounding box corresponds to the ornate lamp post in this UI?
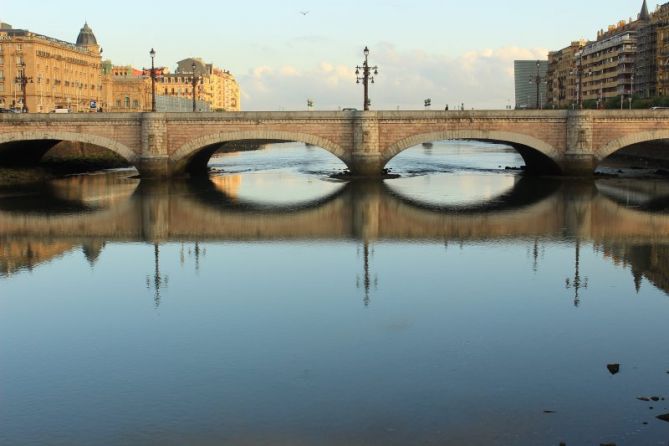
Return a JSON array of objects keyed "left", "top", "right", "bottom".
[
  {"left": 191, "top": 62, "right": 202, "bottom": 112},
  {"left": 529, "top": 60, "right": 546, "bottom": 110},
  {"left": 15, "top": 65, "right": 33, "bottom": 113},
  {"left": 150, "top": 48, "right": 157, "bottom": 112},
  {"left": 355, "top": 46, "right": 378, "bottom": 111}
]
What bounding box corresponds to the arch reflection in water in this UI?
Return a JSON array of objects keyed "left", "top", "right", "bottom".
[{"left": 1, "top": 174, "right": 669, "bottom": 299}]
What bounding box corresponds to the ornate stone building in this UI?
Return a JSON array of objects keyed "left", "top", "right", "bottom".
[{"left": 0, "top": 22, "right": 103, "bottom": 112}]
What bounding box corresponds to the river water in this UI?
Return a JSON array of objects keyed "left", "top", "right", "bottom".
[{"left": 1, "top": 141, "right": 669, "bottom": 445}]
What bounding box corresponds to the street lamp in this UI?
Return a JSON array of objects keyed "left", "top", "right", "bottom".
[
  {"left": 15, "top": 65, "right": 33, "bottom": 113},
  {"left": 529, "top": 60, "right": 546, "bottom": 110},
  {"left": 191, "top": 62, "right": 201, "bottom": 112},
  {"left": 355, "top": 46, "right": 378, "bottom": 111},
  {"left": 150, "top": 48, "right": 156, "bottom": 112},
  {"left": 424, "top": 98, "right": 432, "bottom": 110}
]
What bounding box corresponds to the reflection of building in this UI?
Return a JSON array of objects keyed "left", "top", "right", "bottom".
[
  {"left": 210, "top": 175, "right": 242, "bottom": 201},
  {"left": 514, "top": 60, "right": 548, "bottom": 109},
  {"left": 598, "top": 242, "right": 669, "bottom": 295},
  {"left": 0, "top": 242, "right": 75, "bottom": 276},
  {"left": 0, "top": 22, "right": 103, "bottom": 112}
]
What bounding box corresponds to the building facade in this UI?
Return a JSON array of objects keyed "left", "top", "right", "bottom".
[
  {"left": 0, "top": 22, "right": 103, "bottom": 112},
  {"left": 546, "top": 41, "right": 587, "bottom": 108},
  {"left": 581, "top": 28, "right": 637, "bottom": 105},
  {"left": 514, "top": 60, "right": 548, "bottom": 109},
  {"left": 546, "top": 1, "right": 669, "bottom": 107},
  {"left": 158, "top": 58, "right": 240, "bottom": 111}
]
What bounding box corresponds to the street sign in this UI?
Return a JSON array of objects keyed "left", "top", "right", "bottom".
[{"left": 90, "top": 100, "right": 97, "bottom": 109}]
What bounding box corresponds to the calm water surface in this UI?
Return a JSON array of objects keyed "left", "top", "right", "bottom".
[{"left": 1, "top": 142, "right": 669, "bottom": 445}]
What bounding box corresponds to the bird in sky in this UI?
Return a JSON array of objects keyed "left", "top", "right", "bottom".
[{"left": 300, "top": 11, "right": 310, "bottom": 15}]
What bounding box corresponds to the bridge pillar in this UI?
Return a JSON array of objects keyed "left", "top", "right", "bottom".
[
  {"left": 563, "top": 111, "right": 597, "bottom": 176},
  {"left": 138, "top": 113, "right": 172, "bottom": 178},
  {"left": 350, "top": 113, "right": 384, "bottom": 176}
]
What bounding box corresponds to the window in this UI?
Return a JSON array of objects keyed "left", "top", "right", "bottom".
[
  {"left": 0, "top": 56, "right": 3, "bottom": 65},
  {"left": 133, "top": 100, "right": 139, "bottom": 108},
  {"left": 0, "top": 70, "right": 3, "bottom": 81},
  {"left": 124, "top": 96, "right": 130, "bottom": 108},
  {"left": 116, "top": 100, "right": 121, "bottom": 108}
]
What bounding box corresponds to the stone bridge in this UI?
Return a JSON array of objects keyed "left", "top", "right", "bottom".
[{"left": 1, "top": 110, "right": 669, "bottom": 177}]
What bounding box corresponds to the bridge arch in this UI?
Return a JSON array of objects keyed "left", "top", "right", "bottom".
[
  {"left": 171, "top": 130, "right": 349, "bottom": 175},
  {"left": 382, "top": 130, "right": 562, "bottom": 174},
  {"left": 0, "top": 130, "right": 139, "bottom": 166},
  {"left": 596, "top": 130, "right": 669, "bottom": 162}
]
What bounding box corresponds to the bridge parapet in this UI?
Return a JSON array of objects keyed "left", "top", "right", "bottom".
[{"left": 2, "top": 110, "right": 669, "bottom": 177}]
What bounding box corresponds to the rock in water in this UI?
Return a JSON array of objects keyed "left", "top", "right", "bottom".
[
  {"left": 657, "top": 413, "right": 669, "bottom": 422},
  {"left": 607, "top": 364, "right": 620, "bottom": 375}
]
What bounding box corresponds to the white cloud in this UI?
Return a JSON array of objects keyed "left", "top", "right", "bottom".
[{"left": 239, "top": 44, "right": 548, "bottom": 111}]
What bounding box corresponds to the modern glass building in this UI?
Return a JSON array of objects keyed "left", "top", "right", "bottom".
[{"left": 514, "top": 60, "right": 548, "bottom": 109}]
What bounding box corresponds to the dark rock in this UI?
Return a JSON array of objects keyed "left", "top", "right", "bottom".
[
  {"left": 638, "top": 397, "right": 651, "bottom": 402},
  {"left": 600, "top": 443, "right": 617, "bottom": 446},
  {"left": 651, "top": 396, "right": 660, "bottom": 402},
  {"left": 544, "top": 410, "right": 556, "bottom": 414},
  {"left": 656, "top": 169, "right": 669, "bottom": 177},
  {"left": 656, "top": 413, "right": 669, "bottom": 422},
  {"left": 607, "top": 364, "right": 620, "bottom": 375}
]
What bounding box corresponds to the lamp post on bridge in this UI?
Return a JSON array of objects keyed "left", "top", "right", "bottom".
[
  {"left": 15, "top": 64, "right": 33, "bottom": 113},
  {"left": 355, "top": 46, "right": 378, "bottom": 111},
  {"left": 529, "top": 60, "right": 546, "bottom": 110},
  {"left": 191, "top": 62, "right": 202, "bottom": 112},
  {"left": 148, "top": 48, "right": 157, "bottom": 112}
]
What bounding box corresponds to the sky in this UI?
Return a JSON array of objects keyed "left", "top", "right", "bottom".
[{"left": 2, "top": 0, "right": 651, "bottom": 110}]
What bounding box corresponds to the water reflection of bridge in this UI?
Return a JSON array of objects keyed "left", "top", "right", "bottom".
[{"left": 0, "top": 177, "right": 669, "bottom": 243}]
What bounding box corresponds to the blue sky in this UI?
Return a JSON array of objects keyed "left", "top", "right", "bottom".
[{"left": 2, "top": 0, "right": 650, "bottom": 109}]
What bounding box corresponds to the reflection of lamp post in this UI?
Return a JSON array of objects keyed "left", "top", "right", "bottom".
[
  {"left": 355, "top": 46, "right": 378, "bottom": 111},
  {"left": 146, "top": 243, "right": 168, "bottom": 308},
  {"left": 565, "top": 239, "right": 589, "bottom": 307},
  {"left": 356, "top": 242, "right": 378, "bottom": 307},
  {"left": 15, "top": 65, "right": 33, "bottom": 113}
]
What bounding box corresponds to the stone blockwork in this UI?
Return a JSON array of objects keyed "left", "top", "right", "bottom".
[{"left": 1, "top": 110, "right": 669, "bottom": 177}]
